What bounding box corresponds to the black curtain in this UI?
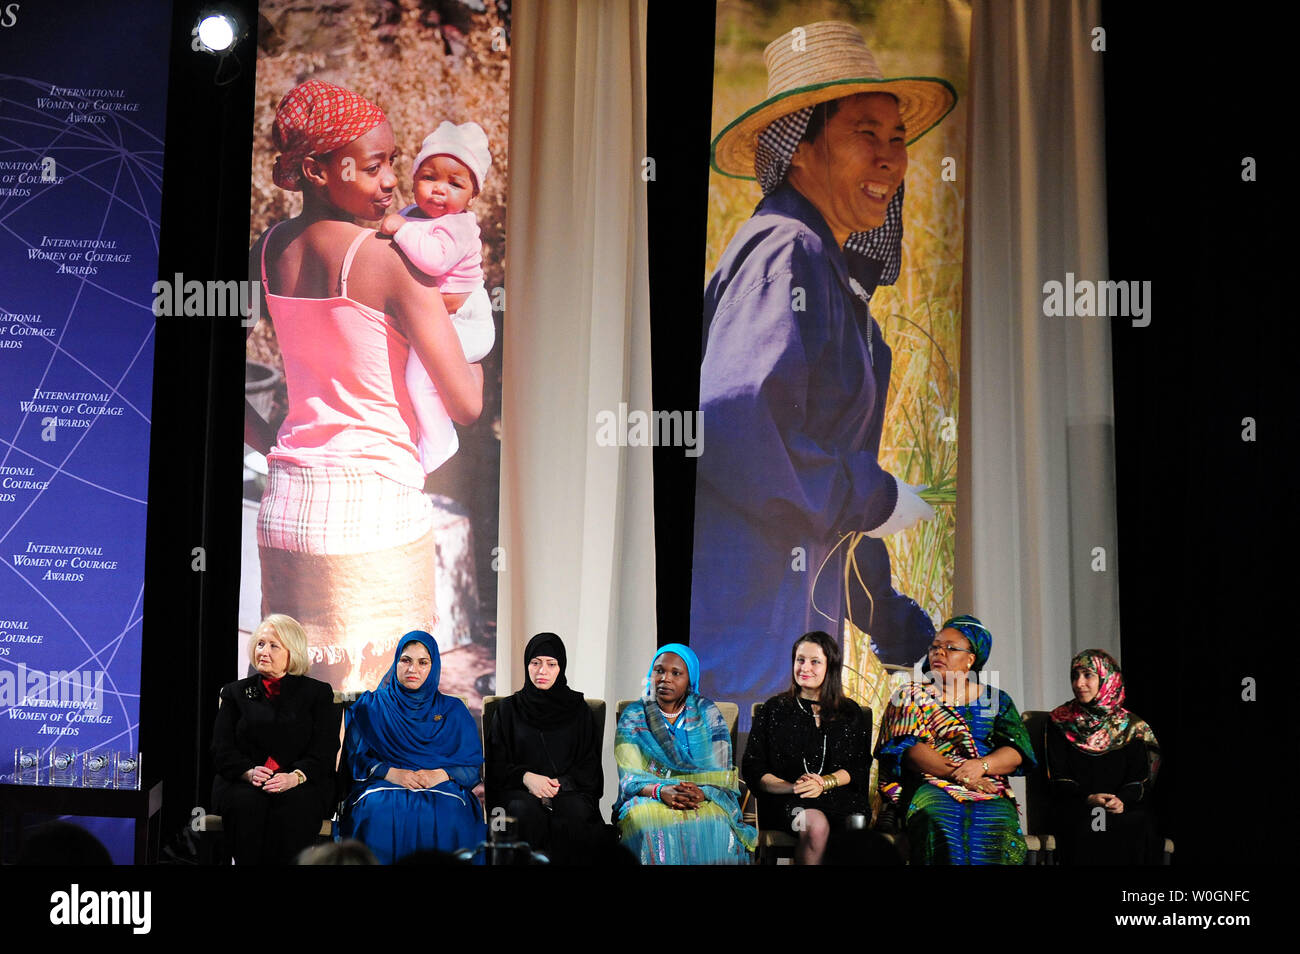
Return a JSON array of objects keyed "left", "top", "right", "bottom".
[
  {"left": 1104, "top": 1, "right": 1283, "bottom": 866},
  {"left": 143, "top": 0, "right": 258, "bottom": 851}
]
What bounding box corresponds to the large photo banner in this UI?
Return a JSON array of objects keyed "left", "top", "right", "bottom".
[
  {"left": 691, "top": 0, "right": 968, "bottom": 734},
  {"left": 240, "top": 0, "right": 508, "bottom": 708},
  {"left": 0, "top": 0, "right": 172, "bottom": 855}
]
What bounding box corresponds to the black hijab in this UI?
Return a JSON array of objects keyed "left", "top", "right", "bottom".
[{"left": 513, "top": 632, "right": 587, "bottom": 730}]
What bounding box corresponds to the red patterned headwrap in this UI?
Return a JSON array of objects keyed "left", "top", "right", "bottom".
[
  {"left": 271, "top": 80, "right": 387, "bottom": 191},
  {"left": 1049, "top": 649, "right": 1161, "bottom": 786}
]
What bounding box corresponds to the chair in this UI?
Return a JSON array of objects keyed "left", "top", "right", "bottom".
[
  {"left": 480, "top": 695, "right": 607, "bottom": 811},
  {"left": 199, "top": 690, "right": 351, "bottom": 864},
  {"left": 482, "top": 695, "right": 607, "bottom": 744},
  {"left": 1019, "top": 710, "right": 1055, "bottom": 865},
  {"left": 1021, "top": 710, "right": 1173, "bottom": 865},
  {"left": 746, "top": 701, "right": 798, "bottom": 864}
]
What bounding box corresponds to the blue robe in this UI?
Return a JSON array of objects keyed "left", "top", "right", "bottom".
[
  {"left": 338, "top": 632, "right": 486, "bottom": 863},
  {"left": 690, "top": 184, "right": 934, "bottom": 726},
  {"left": 339, "top": 709, "right": 484, "bottom": 864}
]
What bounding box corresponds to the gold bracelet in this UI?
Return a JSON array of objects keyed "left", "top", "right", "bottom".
[
  {"left": 821, "top": 774, "right": 838, "bottom": 791},
  {"left": 293, "top": 769, "right": 306, "bottom": 786}
]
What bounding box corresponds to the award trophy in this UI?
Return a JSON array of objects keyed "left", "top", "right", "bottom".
[
  {"left": 14, "top": 748, "right": 41, "bottom": 784},
  {"left": 82, "top": 750, "right": 114, "bottom": 788},
  {"left": 114, "top": 752, "right": 141, "bottom": 790},
  {"left": 48, "top": 748, "right": 78, "bottom": 786}
]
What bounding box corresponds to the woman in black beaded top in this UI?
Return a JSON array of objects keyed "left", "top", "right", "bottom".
[{"left": 742, "top": 630, "right": 872, "bottom": 864}]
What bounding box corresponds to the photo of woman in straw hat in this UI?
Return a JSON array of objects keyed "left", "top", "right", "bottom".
[{"left": 690, "top": 17, "right": 960, "bottom": 722}]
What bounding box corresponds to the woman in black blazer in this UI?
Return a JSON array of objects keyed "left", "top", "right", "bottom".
[{"left": 211, "top": 614, "right": 340, "bottom": 864}]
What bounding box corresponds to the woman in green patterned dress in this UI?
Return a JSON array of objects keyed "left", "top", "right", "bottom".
[{"left": 875, "top": 615, "right": 1034, "bottom": 864}]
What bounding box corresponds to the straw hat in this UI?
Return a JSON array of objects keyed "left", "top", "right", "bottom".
[{"left": 711, "top": 21, "right": 957, "bottom": 180}]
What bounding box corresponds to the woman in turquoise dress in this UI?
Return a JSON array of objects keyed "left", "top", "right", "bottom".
[
  {"left": 875, "top": 615, "right": 1034, "bottom": 864},
  {"left": 613, "top": 643, "right": 756, "bottom": 864},
  {"left": 339, "top": 631, "right": 485, "bottom": 863}
]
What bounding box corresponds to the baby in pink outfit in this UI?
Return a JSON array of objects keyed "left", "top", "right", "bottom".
[{"left": 379, "top": 120, "right": 495, "bottom": 473}]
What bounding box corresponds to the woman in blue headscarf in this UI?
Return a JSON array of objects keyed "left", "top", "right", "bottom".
[
  {"left": 613, "top": 643, "right": 756, "bottom": 864},
  {"left": 874, "top": 615, "right": 1035, "bottom": 864},
  {"left": 339, "top": 631, "right": 485, "bottom": 863}
]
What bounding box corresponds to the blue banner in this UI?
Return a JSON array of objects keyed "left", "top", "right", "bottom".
[{"left": 1, "top": 0, "right": 172, "bottom": 858}]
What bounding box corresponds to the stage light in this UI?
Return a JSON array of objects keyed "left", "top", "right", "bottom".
[
  {"left": 195, "top": 12, "right": 238, "bottom": 54},
  {"left": 191, "top": 9, "right": 247, "bottom": 86}
]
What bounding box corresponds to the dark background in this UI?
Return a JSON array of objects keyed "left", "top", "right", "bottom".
[
  {"left": 140, "top": 0, "right": 260, "bottom": 862},
  {"left": 131, "top": 0, "right": 1280, "bottom": 875},
  {"left": 1100, "top": 3, "right": 1281, "bottom": 865}
]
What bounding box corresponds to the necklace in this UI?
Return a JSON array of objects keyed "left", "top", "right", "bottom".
[
  {"left": 660, "top": 705, "right": 683, "bottom": 736},
  {"left": 796, "top": 698, "right": 827, "bottom": 775},
  {"left": 944, "top": 677, "right": 976, "bottom": 707}
]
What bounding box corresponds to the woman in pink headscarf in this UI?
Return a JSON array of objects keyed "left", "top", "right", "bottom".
[
  {"left": 245, "top": 80, "right": 482, "bottom": 690},
  {"left": 1046, "top": 649, "right": 1162, "bottom": 864}
]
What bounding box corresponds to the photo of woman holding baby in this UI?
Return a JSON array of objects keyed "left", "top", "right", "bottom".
[
  {"left": 240, "top": 2, "right": 510, "bottom": 698},
  {"left": 244, "top": 79, "right": 484, "bottom": 690}
]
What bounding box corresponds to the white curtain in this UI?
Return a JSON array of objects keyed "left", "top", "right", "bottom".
[
  {"left": 959, "top": 0, "right": 1118, "bottom": 716},
  {"left": 498, "top": 0, "right": 655, "bottom": 810}
]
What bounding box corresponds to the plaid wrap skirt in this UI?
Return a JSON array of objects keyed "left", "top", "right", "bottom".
[{"left": 257, "top": 461, "right": 436, "bottom": 691}]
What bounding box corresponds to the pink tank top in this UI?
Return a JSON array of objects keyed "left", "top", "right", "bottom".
[{"left": 260, "top": 223, "right": 424, "bottom": 489}]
